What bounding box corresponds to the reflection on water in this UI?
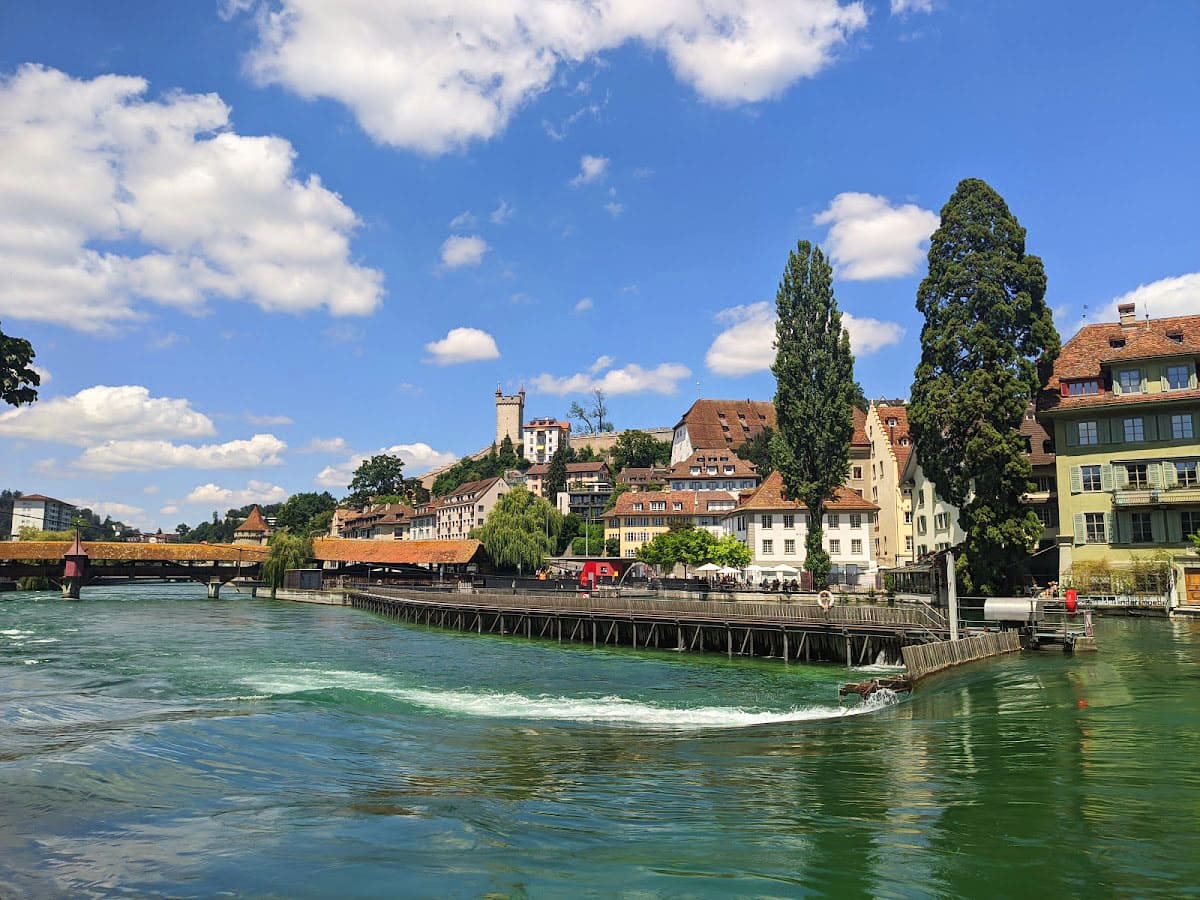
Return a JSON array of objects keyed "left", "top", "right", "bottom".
[{"left": 2, "top": 585, "right": 1199, "bottom": 897}]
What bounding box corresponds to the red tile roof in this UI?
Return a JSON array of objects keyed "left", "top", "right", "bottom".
[
  {"left": 675, "top": 399, "right": 869, "bottom": 451},
  {"left": 735, "top": 471, "right": 879, "bottom": 513},
  {"left": 438, "top": 476, "right": 504, "bottom": 502},
  {"left": 524, "top": 461, "right": 610, "bottom": 477},
  {"left": 601, "top": 490, "right": 735, "bottom": 519},
  {"left": 668, "top": 450, "right": 759, "bottom": 479},
  {"left": 312, "top": 538, "right": 485, "bottom": 565},
  {"left": 874, "top": 404, "right": 913, "bottom": 471},
  {"left": 234, "top": 506, "right": 270, "bottom": 533},
  {"left": 1019, "top": 408, "right": 1056, "bottom": 467}
]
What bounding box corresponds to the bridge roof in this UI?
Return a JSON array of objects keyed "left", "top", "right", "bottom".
[
  {"left": 313, "top": 538, "right": 484, "bottom": 565},
  {"left": 0, "top": 541, "right": 270, "bottom": 562}
]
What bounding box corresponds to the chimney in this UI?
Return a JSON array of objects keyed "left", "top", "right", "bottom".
[{"left": 1118, "top": 302, "right": 1136, "bottom": 327}]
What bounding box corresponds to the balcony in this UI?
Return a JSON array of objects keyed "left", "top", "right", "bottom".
[{"left": 1112, "top": 487, "right": 1200, "bottom": 507}]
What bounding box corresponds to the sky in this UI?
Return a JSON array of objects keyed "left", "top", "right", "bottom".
[{"left": 1, "top": 0, "right": 1197, "bottom": 531}]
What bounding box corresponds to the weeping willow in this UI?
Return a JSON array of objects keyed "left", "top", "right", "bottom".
[
  {"left": 261, "top": 531, "right": 313, "bottom": 598},
  {"left": 471, "top": 486, "right": 562, "bottom": 574}
]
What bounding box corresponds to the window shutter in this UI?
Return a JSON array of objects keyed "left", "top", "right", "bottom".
[
  {"left": 1191, "top": 370, "right": 1198, "bottom": 390},
  {"left": 1073, "top": 513, "right": 1085, "bottom": 545},
  {"left": 1167, "top": 513, "right": 1184, "bottom": 543},
  {"left": 1098, "top": 419, "right": 1112, "bottom": 444},
  {"left": 1113, "top": 465, "right": 1129, "bottom": 488},
  {"left": 1066, "top": 424, "right": 1078, "bottom": 448},
  {"left": 1144, "top": 415, "right": 1159, "bottom": 441},
  {"left": 1100, "top": 464, "right": 1114, "bottom": 492},
  {"left": 1163, "top": 462, "right": 1178, "bottom": 488},
  {"left": 1151, "top": 510, "right": 1167, "bottom": 543},
  {"left": 1148, "top": 463, "right": 1163, "bottom": 489},
  {"left": 1069, "top": 466, "right": 1083, "bottom": 493},
  {"left": 1114, "top": 512, "right": 1128, "bottom": 544},
  {"left": 1111, "top": 419, "right": 1124, "bottom": 444},
  {"left": 1106, "top": 513, "right": 1115, "bottom": 543}
]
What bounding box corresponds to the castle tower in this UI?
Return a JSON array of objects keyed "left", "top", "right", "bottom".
[{"left": 495, "top": 385, "right": 525, "bottom": 448}]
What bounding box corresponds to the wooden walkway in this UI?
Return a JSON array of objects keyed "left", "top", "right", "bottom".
[
  {"left": 901, "top": 631, "right": 1021, "bottom": 680},
  {"left": 346, "top": 588, "right": 951, "bottom": 667}
]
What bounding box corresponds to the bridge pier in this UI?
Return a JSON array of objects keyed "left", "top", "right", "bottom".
[
  {"left": 207, "top": 578, "right": 222, "bottom": 600},
  {"left": 62, "top": 533, "right": 88, "bottom": 601},
  {"left": 61, "top": 576, "right": 82, "bottom": 600}
]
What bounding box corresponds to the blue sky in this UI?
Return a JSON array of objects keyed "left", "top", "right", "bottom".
[{"left": 1, "top": 0, "right": 1197, "bottom": 530}]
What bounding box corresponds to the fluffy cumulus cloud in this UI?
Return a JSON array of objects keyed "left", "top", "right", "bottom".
[
  {"left": 1099, "top": 273, "right": 1200, "bottom": 322},
  {"left": 73, "top": 434, "right": 287, "bottom": 472},
  {"left": 66, "top": 498, "right": 147, "bottom": 523},
  {"left": 890, "top": 0, "right": 933, "bottom": 13},
  {"left": 573, "top": 297, "right": 593, "bottom": 313},
  {"left": 0, "top": 65, "right": 382, "bottom": 331},
  {"left": 185, "top": 480, "right": 289, "bottom": 506},
  {"left": 315, "top": 442, "right": 459, "bottom": 488},
  {"left": 0, "top": 385, "right": 215, "bottom": 444},
  {"left": 814, "top": 192, "right": 939, "bottom": 280},
  {"left": 531, "top": 359, "right": 691, "bottom": 395},
  {"left": 424, "top": 327, "right": 501, "bottom": 365},
  {"left": 570, "top": 155, "right": 609, "bottom": 186},
  {"left": 439, "top": 235, "right": 490, "bottom": 269},
  {"left": 704, "top": 301, "right": 904, "bottom": 375},
  {"left": 233, "top": 0, "right": 869, "bottom": 154}
]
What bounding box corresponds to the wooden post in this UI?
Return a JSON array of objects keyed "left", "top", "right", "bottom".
[
  {"left": 845, "top": 634, "right": 852, "bottom": 668},
  {"left": 947, "top": 550, "right": 960, "bottom": 642},
  {"left": 727, "top": 628, "right": 733, "bottom": 658},
  {"left": 783, "top": 630, "right": 789, "bottom": 665}
]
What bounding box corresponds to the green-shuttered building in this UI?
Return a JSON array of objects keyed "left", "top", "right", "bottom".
[{"left": 1039, "top": 304, "right": 1200, "bottom": 606}]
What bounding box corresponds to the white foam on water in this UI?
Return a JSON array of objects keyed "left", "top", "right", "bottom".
[
  {"left": 1, "top": 629, "right": 34, "bottom": 637},
  {"left": 29, "top": 638, "right": 59, "bottom": 644},
  {"left": 852, "top": 662, "right": 907, "bottom": 675}
]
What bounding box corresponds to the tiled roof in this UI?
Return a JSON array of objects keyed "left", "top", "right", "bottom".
[
  {"left": 674, "top": 399, "right": 868, "bottom": 452},
  {"left": 735, "top": 471, "right": 879, "bottom": 513},
  {"left": 668, "top": 450, "right": 758, "bottom": 479},
  {"left": 0, "top": 541, "right": 270, "bottom": 562},
  {"left": 1019, "top": 408, "right": 1056, "bottom": 467},
  {"left": 312, "top": 538, "right": 485, "bottom": 565},
  {"left": 14, "top": 494, "right": 73, "bottom": 505},
  {"left": 344, "top": 503, "right": 413, "bottom": 529},
  {"left": 601, "top": 490, "right": 735, "bottom": 519},
  {"left": 1041, "top": 315, "right": 1200, "bottom": 412},
  {"left": 525, "top": 462, "right": 610, "bottom": 477},
  {"left": 617, "top": 466, "right": 670, "bottom": 483},
  {"left": 874, "top": 404, "right": 913, "bottom": 471},
  {"left": 235, "top": 506, "right": 270, "bottom": 533},
  {"left": 439, "top": 476, "right": 503, "bottom": 502}
]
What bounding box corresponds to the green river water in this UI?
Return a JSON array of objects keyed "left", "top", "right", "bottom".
[{"left": 2, "top": 584, "right": 1199, "bottom": 897}]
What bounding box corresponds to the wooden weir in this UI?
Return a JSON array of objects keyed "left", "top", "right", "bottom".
[
  {"left": 900, "top": 630, "right": 1021, "bottom": 680},
  {"left": 346, "top": 588, "right": 951, "bottom": 668}
]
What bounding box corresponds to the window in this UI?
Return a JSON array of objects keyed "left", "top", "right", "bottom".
[
  {"left": 851, "top": 539, "right": 863, "bottom": 555},
  {"left": 673, "top": 502, "right": 683, "bottom": 511},
  {"left": 853, "top": 466, "right": 863, "bottom": 479},
  {"left": 784, "top": 539, "right": 796, "bottom": 555},
  {"left": 850, "top": 513, "right": 862, "bottom": 528},
  {"left": 1176, "top": 461, "right": 1199, "bottom": 487},
  {"left": 1125, "top": 464, "right": 1148, "bottom": 489},
  {"left": 918, "top": 491, "right": 926, "bottom": 508},
  {"left": 1078, "top": 421, "right": 1098, "bottom": 445},
  {"left": 1084, "top": 513, "right": 1107, "bottom": 543},
  {"left": 761, "top": 514, "right": 773, "bottom": 529},
  {"left": 782, "top": 514, "right": 795, "bottom": 529},
  {"left": 1172, "top": 414, "right": 1195, "bottom": 440},
  {"left": 633, "top": 502, "right": 643, "bottom": 511},
  {"left": 887, "top": 417, "right": 898, "bottom": 427},
  {"left": 762, "top": 539, "right": 774, "bottom": 555},
  {"left": 1130, "top": 512, "right": 1153, "bottom": 544},
  {"left": 723, "top": 466, "right": 734, "bottom": 475},
  {"left": 478, "top": 504, "right": 485, "bottom": 511},
  {"left": 829, "top": 539, "right": 841, "bottom": 554},
  {"left": 1035, "top": 506, "right": 1056, "bottom": 527},
  {"left": 1182, "top": 512, "right": 1200, "bottom": 538},
  {"left": 650, "top": 501, "right": 665, "bottom": 511},
  {"left": 917, "top": 516, "right": 927, "bottom": 535},
  {"left": 1118, "top": 369, "right": 1142, "bottom": 393},
  {"left": 652, "top": 517, "right": 664, "bottom": 527},
  {"left": 1124, "top": 418, "right": 1144, "bottom": 442},
  {"left": 1065, "top": 379, "right": 1101, "bottom": 396},
  {"left": 1081, "top": 465, "right": 1102, "bottom": 492},
  {"left": 1166, "top": 365, "right": 1190, "bottom": 390},
  {"left": 904, "top": 511, "right": 913, "bottom": 524},
  {"left": 828, "top": 514, "right": 840, "bottom": 528}
]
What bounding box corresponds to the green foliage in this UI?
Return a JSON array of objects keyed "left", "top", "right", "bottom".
[
  {"left": 176, "top": 503, "right": 283, "bottom": 543},
  {"left": 604, "top": 537, "right": 620, "bottom": 558},
  {"left": 262, "top": 531, "right": 313, "bottom": 597},
  {"left": 569, "top": 389, "right": 614, "bottom": 434},
  {"left": 603, "top": 482, "right": 632, "bottom": 512},
  {"left": 909, "top": 178, "right": 1061, "bottom": 595},
  {"left": 1, "top": 321, "right": 39, "bottom": 408},
  {"left": 543, "top": 444, "right": 570, "bottom": 501},
  {"left": 637, "top": 525, "right": 717, "bottom": 575},
  {"left": 18, "top": 526, "right": 75, "bottom": 541},
  {"left": 471, "top": 486, "right": 562, "bottom": 573},
  {"left": 735, "top": 426, "right": 775, "bottom": 478},
  {"left": 497, "top": 435, "right": 520, "bottom": 470},
  {"left": 570, "top": 522, "right": 606, "bottom": 555},
  {"left": 276, "top": 492, "right": 337, "bottom": 534},
  {"left": 347, "top": 453, "right": 407, "bottom": 505},
  {"left": 769, "top": 241, "right": 859, "bottom": 590},
  {"left": 610, "top": 429, "right": 671, "bottom": 471},
  {"left": 711, "top": 534, "right": 751, "bottom": 569},
  {"left": 432, "top": 449, "right": 507, "bottom": 498},
  {"left": 573, "top": 445, "right": 598, "bottom": 462}
]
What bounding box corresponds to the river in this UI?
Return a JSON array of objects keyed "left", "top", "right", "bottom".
[{"left": 2, "top": 584, "right": 1199, "bottom": 897}]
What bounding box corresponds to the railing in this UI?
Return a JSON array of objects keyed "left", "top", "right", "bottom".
[
  {"left": 901, "top": 631, "right": 1020, "bottom": 680},
  {"left": 1112, "top": 487, "right": 1200, "bottom": 506}
]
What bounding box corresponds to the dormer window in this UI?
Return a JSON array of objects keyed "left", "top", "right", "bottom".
[
  {"left": 1167, "top": 330, "right": 1185, "bottom": 344},
  {"left": 887, "top": 417, "right": 898, "bottom": 427},
  {"left": 1063, "top": 379, "right": 1101, "bottom": 396},
  {"left": 690, "top": 466, "right": 700, "bottom": 474},
  {"left": 1117, "top": 369, "right": 1142, "bottom": 393},
  {"left": 633, "top": 502, "right": 644, "bottom": 511},
  {"left": 672, "top": 502, "right": 683, "bottom": 511},
  {"left": 1108, "top": 338, "right": 1125, "bottom": 349}
]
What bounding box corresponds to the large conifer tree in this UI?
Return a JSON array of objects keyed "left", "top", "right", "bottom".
[
  {"left": 769, "top": 241, "right": 858, "bottom": 589},
  {"left": 909, "top": 178, "right": 1060, "bottom": 594}
]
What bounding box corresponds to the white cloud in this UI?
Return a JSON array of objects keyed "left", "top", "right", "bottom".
[
  {"left": 589, "top": 354, "right": 615, "bottom": 373},
  {"left": 633, "top": 166, "right": 655, "bottom": 179},
  {"left": 890, "top": 0, "right": 933, "bottom": 13},
  {"left": 704, "top": 301, "right": 905, "bottom": 375},
  {"left": 151, "top": 332, "right": 184, "bottom": 351},
  {"left": 604, "top": 201, "right": 624, "bottom": 217},
  {"left": 571, "top": 154, "right": 609, "bottom": 186},
  {"left": 143, "top": 485, "right": 160, "bottom": 495},
  {"left": 315, "top": 441, "right": 459, "bottom": 488},
  {"left": 448, "top": 209, "right": 477, "bottom": 229},
  {"left": 0, "top": 385, "right": 215, "bottom": 444},
  {"left": 30, "top": 365, "right": 50, "bottom": 384},
  {"left": 74, "top": 433, "right": 287, "bottom": 472},
  {"left": 185, "top": 480, "right": 289, "bottom": 507},
  {"left": 440, "top": 235, "right": 489, "bottom": 269},
  {"left": 0, "top": 65, "right": 382, "bottom": 331},
  {"left": 813, "top": 192, "right": 938, "bottom": 280},
  {"left": 234, "top": 1, "right": 869, "bottom": 154},
  {"left": 424, "top": 327, "right": 500, "bottom": 365},
  {"left": 302, "top": 436, "right": 349, "bottom": 454},
  {"left": 531, "top": 360, "right": 691, "bottom": 396},
  {"left": 573, "top": 297, "right": 593, "bottom": 313},
  {"left": 246, "top": 412, "right": 294, "bottom": 426},
  {"left": 1099, "top": 273, "right": 1200, "bottom": 322},
  {"left": 160, "top": 504, "right": 180, "bottom": 516},
  {"left": 489, "top": 200, "right": 515, "bottom": 224},
  {"left": 66, "top": 498, "right": 146, "bottom": 523}
]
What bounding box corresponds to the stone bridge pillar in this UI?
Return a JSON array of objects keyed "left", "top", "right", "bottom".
[
  {"left": 206, "top": 577, "right": 222, "bottom": 600},
  {"left": 61, "top": 532, "right": 88, "bottom": 601}
]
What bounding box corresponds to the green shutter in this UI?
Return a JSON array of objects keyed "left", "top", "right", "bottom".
[
  {"left": 1100, "top": 464, "right": 1114, "bottom": 491},
  {"left": 1073, "top": 513, "right": 1085, "bottom": 545},
  {"left": 1191, "top": 370, "right": 1198, "bottom": 390},
  {"left": 1151, "top": 511, "right": 1167, "bottom": 543},
  {"left": 1144, "top": 415, "right": 1159, "bottom": 441},
  {"left": 1098, "top": 419, "right": 1112, "bottom": 444},
  {"left": 1111, "top": 418, "right": 1125, "bottom": 444},
  {"left": 1148, "top": 463, "right": 1163, "bottom": 489},
  {"left": 1066, "top": 423, "right": 1078, "bottom": 448},
  {"left": 1115, "top": 511, "right": 1128, "bottom": 545},
  {"left": 1168, "top": 513, "right": 1184, "bottom": 543},
  {"left": 1105, "top": 513, "right": 1115, "bottom": 543},
  {"left": 1069, "top": 466, "right": 1083, "bottom": 493}
]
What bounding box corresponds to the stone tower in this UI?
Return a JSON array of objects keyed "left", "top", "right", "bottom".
[{"left": 495, "top": 386, "right": 525, "bottom": 448}]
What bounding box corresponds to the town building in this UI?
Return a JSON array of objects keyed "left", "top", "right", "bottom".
[
  {"left": 409, "top": 503, "right": 438, "bottom": 541},
  {"left": 233, "top": 506, "right": 272, "bottom": 545},
  {"left": 724, "top": 471, "right": 879, "bottom": 587},
  {"left": 342, "top": 503, "right": 413, "bottom": 540},
  {"left": 525, "top": 461, "right": 613, "bottom": 517},
  {"left": 1039, "top": 304, "right": 1200, "bottom": 604},
  {"left": 602, "top": 490, "right": 739, "bottom": 558},
  {"left": 616, "top": 466, "right": 670, "bottom": 491},
  {"left": 864, "top": 401, "right": 915, "bottom": 568},
  {"left": 9, "top": 494, "right": 76, "bottom": 539},
  {"left": 523, "top": 416, "right": 571, "bottom": 464},
  {"left": 495, "top": 386, "right": 525, "bottom": 448},
  {"left": 435, "top": 476, "right": 508, "bottom": 541},
  {"left": 667, "top": 450, "right": 760, "bottom": 492},
  {"left": 670, "top": 399, "right": 775, "bottom": 465}
]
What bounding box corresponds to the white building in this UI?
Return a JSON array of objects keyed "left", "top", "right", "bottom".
[
  {"left": 10, "top": 494, "right": 76, "bottom": 539},
  {"left": 523, "top": 417, "right": 571, "bottom": 464},
  {"left": 435, "top": 477, "right": 508, "bottom": 541}
]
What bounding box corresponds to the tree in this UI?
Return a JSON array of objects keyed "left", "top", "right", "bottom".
[
  {"left": 543, "top": 444, "right": 570, "bottom": 501},
  {"left": 176, "top": 523, "right": 189, "bottom": 536},
  {"left": 736, "top": 426, "right": 775, "bottom": 478},
  {"left": 498, "top": 434, "right": 520, "bottom": 469},
  {"left": 610, "top": 429, "right": 671, "bottom": 471},
  {"left": 604, "top": 537, "right": 620, "bottom": 557},
  {"left": 711, "top": 534, "right": 752, "bottom": 569},
  {"left": 569, "top": 389, "right": 613, "bottom": 434},
  {"left": 472, "top": 486, "right": 562, "bottom": 574},
  {"left": 1, "top": 321, "right": 39, "bottom": 408},
  {"left": 769, "top": 241, "right": 859, "bottom": 590},
  {"left": 637, "top": 525, "right": 717, "bottom": 576},
  {"left": 909, "top": 178, "right": 1060, "bottom": 595},
  {"left": 570, "top": 523, "right": 605, "bottom": 555},
  {"left": 262, "top": 531, "right": 313, "bottom": 599},
  {"left": 276, "top": 492, "right": 338, "bottom": 533},
  {"left": 347, "top": 454, "right": 406, "bottom": 505}
]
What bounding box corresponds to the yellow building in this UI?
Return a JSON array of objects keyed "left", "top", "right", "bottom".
[{"left": 601, "top": 490, "right": 735, "bottom": 558}]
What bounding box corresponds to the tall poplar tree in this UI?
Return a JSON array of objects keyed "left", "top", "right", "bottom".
[
  {"left": 769, "top": 241, "right": 859, "bottom": 589},
  {"left": 543, "top": 443, "right": 570, "bottom": 501},
  {"left": 909, "top": 178, "right": 1060, "bottom": 595}
]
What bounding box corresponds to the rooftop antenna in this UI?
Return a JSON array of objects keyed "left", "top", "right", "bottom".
[{"left": 1081, "top": 304, "right": 1088, "bottom": 323}]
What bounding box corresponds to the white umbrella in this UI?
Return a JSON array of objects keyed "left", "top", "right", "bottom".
[
  {"left": 695, "top": 563, "right": 721, "bottom": 573},
  {"left": 718, "top": 566, "right": 740, "bottom": 576},
  {"left": 743, "top": 564, "right": 764, "bottom": 573},
  {"left": 773, "top": 564, "right": 800, "bottom": 575}
]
